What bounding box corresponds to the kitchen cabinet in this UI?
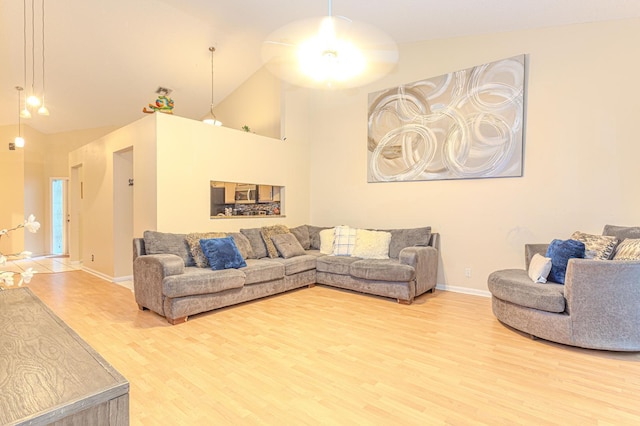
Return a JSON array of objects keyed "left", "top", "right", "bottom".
[
  {"left": 224, "top": 182, "right": 236, "bottom": 203},
  {"left": 258, "top": 185, "right": 273, "bottom": 202}
]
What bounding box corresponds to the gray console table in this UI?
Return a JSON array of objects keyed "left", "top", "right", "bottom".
[{"left": 0, "top": 288, "right": 129, "bottom": 425}]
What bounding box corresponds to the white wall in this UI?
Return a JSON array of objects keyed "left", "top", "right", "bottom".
[
  {"left": 305, "top": 18, "right": 640, "bottom": 294},
  {"left": 154, "top": 113, "right": 310, "bottom": 233},
  {"left": 68, "top": 112, "right": 311, "bottom": 280},
  {"left": 69, "top": 116, "right": 157, "bottom": 280}
]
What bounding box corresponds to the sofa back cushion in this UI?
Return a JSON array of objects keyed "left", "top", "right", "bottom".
[
  {"left": 240, "top": 228, "right": 269, "bottom": 259},
  {"left": 603, "top": 224, "right": 640, "bottom": 241},
  {"left": 378, "top": 227, "right": 432, "bottom": 259},
  {"left": 143, "top": 230, "right": 194, "bottom": 266},
  {"left": 290, "top": 225, "right": 311, "bottom": 250},
  {"left": 228, "top": 232, "right": 256, "bottom": 260}
]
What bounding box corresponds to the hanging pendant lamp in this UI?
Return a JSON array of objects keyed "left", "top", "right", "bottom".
[
  {"left": 37, "top": 0, "right": 49, "bottom": 116},
  {"left": 262, "top": 0, "right": 398, "bottom": 89},
  {"left": 202, "top": 46, "right": 222, "bottom": 126},
  {"left": 15, "top": 87, "right": 26, "bottom": 148}
]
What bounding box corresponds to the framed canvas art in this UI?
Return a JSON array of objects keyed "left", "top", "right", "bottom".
[{"left": 368, "top": 55, "right": 526, "bottom": 182}]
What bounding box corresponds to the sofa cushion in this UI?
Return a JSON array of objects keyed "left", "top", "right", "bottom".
[
  {"left": 271, "top": 233, "right": 306, "bottom": 259},
  {"left": 570, "top": 231, "right": 618, "bottom": 260},
  {"left": 528, "top": 253, "right": 552, "bottom": 283},
  {"left": 316, "top": 256, "right": 360, "bottom": 275},
  {"left": 241, "top": 259, "right": 285, "bottom": 285},
  {"left": 546, "top": 239, "right": 585, "bottom": 284},
  {"left": 308, "top": 225, "right": 332, "bottom": 250},
  {"left": 144, "top": 230, "right": 195, "bottom": 267},
  {"left": 332, "top": 225, "right": 357, "bottom": 256},
  {"left": 270, "top": 255, "right": 317, "bottom": 275},
  {"left": 186, "top": 232, "right": 227, "bottom": 267},
  {"left": 228, "top": 232, "right": 256, "bottom": 260},
  {"left": 602, "top": 224, "right": 640, "bottom": 241},
  {"left": 163, "top": 267, "right": 245, "bottom": 298},
  {"left": 378, "top": 227, "right": 432, "bottom": 259},
  {"left": 350, "top": 259, "right": 415, "bottom": 282},
  {"left": 200, "top": 237, "right": 247, "bottom": 270},
  {"left": 290, "top": 225, "right": 311, "bottom": 250},
  {"left": 613, "top": 238, "right": 640, "bottom": 260},
  {"left": 261, "top": 225, "right": 290, "bottom": 258},
  {"left": 240, "top": 228, "right": 269, "bottom": 259},
  {"left": 488, "top": 269, "right": 566, "bottom": 313},
  {"left": 351, "top": 229, "right": 391, "bottom": 260}
]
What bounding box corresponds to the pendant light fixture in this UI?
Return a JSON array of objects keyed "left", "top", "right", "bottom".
[
  {"left": 37, "top": 0, "right": 49, "bottom": 116},
  {"left": 26, "top": 0, "right": 41, "bottom": 108},
  {"left": 20, "top": 0, "right": 50, "bottom": 117},
  {"left": 20, "top": 0, "right": 31, "bottom": 119},
  {"left": 262, "top": 0, "right": 398, "bottom": 89},
  {"left": 15, "top": 87, "right": 26, "bottom": 148},
  {"left": 202, "top": 46, "right": 222, "bottom": 126}
]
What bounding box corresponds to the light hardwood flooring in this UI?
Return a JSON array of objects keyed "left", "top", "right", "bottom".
[{"left": 16, "top": 271, "right": 640, "bottom": 425}]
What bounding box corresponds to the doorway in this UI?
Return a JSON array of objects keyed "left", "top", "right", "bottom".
[{"left": 50, "top": 178, "right": 69, "bottom": 255}]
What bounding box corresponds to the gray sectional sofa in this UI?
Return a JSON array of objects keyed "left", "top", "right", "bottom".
[
  {"left": 488, "top": 225, "right": 640, "bottom": 351},
  {"left": 133, "top": 225, "right": 439, "bottom": 324}
]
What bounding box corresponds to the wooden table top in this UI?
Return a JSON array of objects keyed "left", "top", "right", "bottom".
[{"left": 0, "top": 287, "right": 129, "bottom": 425}]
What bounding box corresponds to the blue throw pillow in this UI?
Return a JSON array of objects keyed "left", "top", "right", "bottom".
[
  {"left": 200, "top": 237, "right": 247, "bottom": 270},
  {"left": 545, "top": 239, "right": 585, "bottom": 284}
]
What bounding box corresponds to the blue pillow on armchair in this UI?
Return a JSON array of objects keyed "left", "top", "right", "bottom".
[
  {"left": 545, "top": 239, "right": 586, "bottom": 284},
  {"left": 200, "top": 237, "right": 247, "bottom": 270}
]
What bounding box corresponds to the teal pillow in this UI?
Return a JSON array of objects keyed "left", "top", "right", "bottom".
[
  {"left": 200, "top": 237, "right": 247, "bottom": 270},
  {"left": 545, "top": 239, "right": 585, "bottom": 284}
]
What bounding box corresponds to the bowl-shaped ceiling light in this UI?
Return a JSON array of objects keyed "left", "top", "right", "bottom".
[{"left": 262, "top": 1, "right": 398, "bottom": 89}]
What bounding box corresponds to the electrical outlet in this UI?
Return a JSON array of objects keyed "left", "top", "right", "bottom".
[
  {"left": 464, "top": 267, "right": 472, "bottom": 278},
  {"left": 91, "top": 254, "right": 95, "bottom": 262}
]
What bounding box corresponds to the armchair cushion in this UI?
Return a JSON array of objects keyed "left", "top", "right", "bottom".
[
  {"left": 546, "top": 239, "right": 585, "bottom": 284},
  {"left": 488, "top": 269, "right": 566, "bottom": 313},
  {"left": 602, "top": 224, "right": 640, "bottom": 241}
]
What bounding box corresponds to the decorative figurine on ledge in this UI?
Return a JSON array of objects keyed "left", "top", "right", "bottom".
[{"left": 143, "top": 95, "right": 174, "bottom": 114}]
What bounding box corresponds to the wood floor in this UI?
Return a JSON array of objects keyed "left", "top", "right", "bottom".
[{"left": 21, "top": 271, "right": 640, "bottom": 425}]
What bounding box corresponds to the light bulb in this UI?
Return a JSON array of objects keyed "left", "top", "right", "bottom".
[
  {"left": 15, "top": 136, "right": 25, "bottom": 148},
  {"left": 27, "top": 95, "right": 41, "bottom": 107},
  {"left": 20, "top": 107, "right": 32, "bottom": 119},
  {"left": 38, "top": 104, "right": 49, "bottom": 116}
]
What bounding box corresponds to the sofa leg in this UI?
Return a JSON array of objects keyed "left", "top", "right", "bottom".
[
  {"left": 308, "top": 283, "right": 316, "bottom": 288},
  {"left": 397, "top": 299, "right": 412, "bottom": 305},
  {"left": 137, "top": 304, "right": 147, "bottom": 311},
  {"left": 168, "top": 316, "right": 188, "bottom": 325}
]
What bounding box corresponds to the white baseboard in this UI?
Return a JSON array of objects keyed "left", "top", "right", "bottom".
[
  {"left": 436, "top": 283, "right": 491, "bottom": 298},
  {"left": 81, "top": 267, "right": 134, "bottom": 291}
]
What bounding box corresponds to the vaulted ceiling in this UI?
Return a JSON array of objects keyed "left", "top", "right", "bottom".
[{"left": 1, "top": 0, "right": 639, "bottom": 134}]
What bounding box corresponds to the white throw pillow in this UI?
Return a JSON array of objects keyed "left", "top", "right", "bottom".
[
  {"left": 332, "top": 225, "right": 357, "bottom": 256},
  {"left": 351, "top": 229, "right": 391, "bottom": 259},
  {"left": 319, "top": 228, "right": 336, "bottom": 255},
  {"left": 528, "top": 253, "right": 552, "bottom": 283}
]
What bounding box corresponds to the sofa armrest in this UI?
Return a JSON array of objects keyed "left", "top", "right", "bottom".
[
  {"left": 564, "top": 259, "right": 640, "bottom": 350},
  {"left": 399, "top": 246, "right": 438, "bottom": 296},
  {"left": 525, "top": 244, "right": 549, "bottom": 271},
  {"left": 133, "top": 254, "right": 185, "bottom": 316}
]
